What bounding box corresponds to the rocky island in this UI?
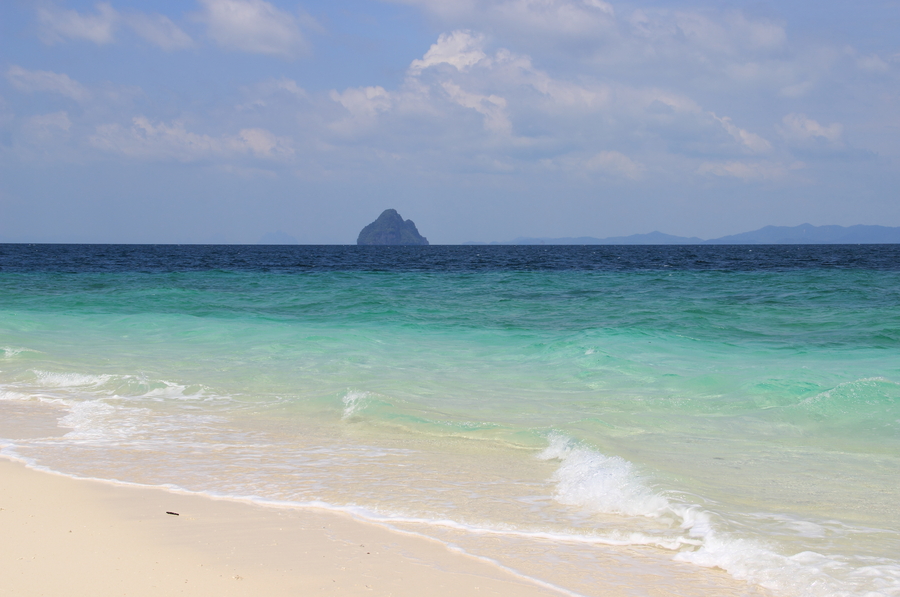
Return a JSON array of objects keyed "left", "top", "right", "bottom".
[{"left": 357, "top": 209, "right": 429, "bottom": 245}]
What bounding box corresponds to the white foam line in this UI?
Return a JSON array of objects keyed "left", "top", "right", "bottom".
[
  {"left": 0, "top": 391, "right": 72, "bottom": 406},
  {"left": 1, "top": 346, "right": 41, "bottom": 358},
  {"left": 318, "top": 508, "right": 695, "bottom": 551},
  {"left": 798, "top": 376, "right": 898, "bottom": 405},
  {"left": 0, "top": 450, "right": 587, "bottom": 597},
  {"left": 344, "top": 517, "right": 592, "bottom": 597}
]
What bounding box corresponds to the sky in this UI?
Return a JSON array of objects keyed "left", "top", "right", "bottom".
[{"left": 1, "top": 0, "right": 899, "bottom": 244}]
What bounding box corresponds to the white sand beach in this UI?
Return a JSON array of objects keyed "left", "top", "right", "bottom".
[{"left": 0, "top": 458, "right": 568, "bottom": 597}]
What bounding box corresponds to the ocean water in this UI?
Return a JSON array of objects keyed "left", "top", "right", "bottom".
[{"left": 1, "top": 244, "right": 899, "bottom": 597}]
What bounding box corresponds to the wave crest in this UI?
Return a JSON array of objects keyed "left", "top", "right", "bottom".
[{"left": 538, "top": 433, "right": 671, "bottom": 517}]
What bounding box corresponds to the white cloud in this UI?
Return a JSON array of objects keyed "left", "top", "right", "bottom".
[
  {"left": 237, "top": 128, "right": 285, "bottom": 156},
  {"left": 779, "top": 80, "right": 815, "bottom": 98},
  {"left": 408, "top": 0, "right": 615, "bottom": 36},
  {"left": 269, "top": 78, "right": 307, "bottom": 98},
  {"left": 199, "top": 0, "right": 307, "bottom": 57},
  {"left": 329, "top": 86, "right": 393, "bottom": 132},
  {"left": 441, "top": 82, "right": 512, "bottom": 134},
  {"left": 330, "top": 86, "right": 392, "bottom": 117},
  {"left": 584, "top": 0, "right": 614, "bottom": 15},
  {"left": 412, "top": 32, "right": 609, "bottom": 119},
  {"left": 214, "top": 164, "right": 279, "bottom": 179},
  {"left": 36, "top": 3, "right": 194, "bottom": 51},
  {"left": 664, "top": 12, "right": 785, "bottom": 54},
  {"left": 778, "top": 113, "right": 843, "bottom": 147},
  {"left": 410, "top": 31, "right": 488, "bottom": 74},
  {"left": 412, "top": 33, "right": 611, "bottom": 112},
  {"left": 38, "top": 3, "right": 118, "bottom": 45},
  {"left": 490, "top": 0, "right": 616, "bottom": 37},
  {"left": 396, "top": 0, "right": 788, "bottom": 58},
  {"left": 236, "top": 78, "right": 309, "bottom": 112},
  {"left": 21, "top": 111, "right": 73, "bottom": 145},
  {"left": 14, "top": 8, "right": 857, "bottom": 190},
  {"left": 325, "top": 28, "right": 790, "bottom": 174},
  {"left": 7, "top": 66, "right": 90, "bottom": 102},
  {"left": 392, "top": 0, "right": 814, "bottom": 104},
  {"left": 89, "top": 117, "right": 293, "bottom": 161},
  {"left": 697, "top": 160, "right": 801, "bottom": 181},
  {"left": 586, "top": 151, "right": 644, "bottom": 179},
  {"left": 126, "top": 13, "right": 193, "bottom": 51},
  {"left": 26, "top": 0, "right": 341, "bottom": 60},
  {"left": 633, "top": 89, "right": 699, "bottom": 114},
  {"left": 711, "top": 114, "right": 771, "bottom": 154},
  {"left": 0, "top": 95, "right": 11, "bottom": 126},
  {"left": 739, "top": 15, "right": 786, "bottom": 50},
  {"left": 857, "top": 54, "right": 889, "bottom": 73},
  {"left": 28, "top": 111, "right": 72, "bottom": 132},
  {"left": 330, "top": 32, "right": 523, "bottom": 139}
]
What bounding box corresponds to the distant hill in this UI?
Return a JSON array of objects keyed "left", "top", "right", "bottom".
[
  {"left": 467, "top": 231, "right": 704, "bottom": 245},
  {"left": 357, "top": 209, "right": 429, "bottom": 246},
  {"left": 702, "top": 224, "right": 900, "bottom": 244},
  {"left": 470, "top": 224, "right": 900, "bottom": 245}
]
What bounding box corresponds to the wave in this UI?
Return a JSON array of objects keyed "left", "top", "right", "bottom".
[
  {"left": 0, "top": 369, "right": 232, "bottom": 447},
  {"left": 1, "top": 370, "right": 222, "bottom": 403},
  {"left": 676, "top": 535, "right": 900, "bottom": 597},
  {"left": 0, "top": 346, "right": 41, "bottom": 359},
  {"left": 538, "top": 433, "right": 900, "bottom": 597},
  {"left": 4, "top": 369, "right": 899, "bottom": 597},
  {"left": 341, "top": 389, "right": 373, "bottom": 419},
  {"left": 7, "top": 430, "right": 897, "bottom": 597},
  {"left": 537, "top": 433, "right": 671, "bottom": 518},
  {"left": 799, "top": 377, "right": 900, "bottom": 412}
]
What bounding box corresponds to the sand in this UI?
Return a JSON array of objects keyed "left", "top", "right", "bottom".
[{"left": 0, "top": 458, "right": 567, "bottom": 597}]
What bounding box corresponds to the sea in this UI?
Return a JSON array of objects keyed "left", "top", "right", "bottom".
[{"left": 1, "top": 244, "right": 898, "bottom": 597}]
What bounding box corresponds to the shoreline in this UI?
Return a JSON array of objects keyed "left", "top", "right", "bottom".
[{"left": 0, "top": 457, "right": 569, "bottom": 597}]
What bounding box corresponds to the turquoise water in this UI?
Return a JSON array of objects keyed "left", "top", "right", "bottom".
[{"left": 1, "top": 247, "right": 899, "bottom": 596}]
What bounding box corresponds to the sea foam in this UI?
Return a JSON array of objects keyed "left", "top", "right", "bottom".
[
  {"left": 342, "top": 390, "right": 372, "bottom": 419},
  {"left": 537, "top": 433, "right": 670, "bottom": 518},
  {"left": 539, "top": 433, "right": 900, "bottom": 597}
]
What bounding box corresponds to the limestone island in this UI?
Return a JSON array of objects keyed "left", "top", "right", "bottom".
[{"left": 357, "top": 209, "right": 429, "bottom": 245}]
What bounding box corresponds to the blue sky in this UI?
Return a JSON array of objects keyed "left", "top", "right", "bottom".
[{"left": 1, "top": 0, "right": 899, "bottom": 243}]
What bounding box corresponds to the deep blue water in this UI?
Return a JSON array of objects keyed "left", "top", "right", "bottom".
[{"left": 1, "top": 243, "right": 899, "bottom": 272}]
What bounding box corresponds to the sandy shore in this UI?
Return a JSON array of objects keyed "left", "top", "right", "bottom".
[{"left": 0, "top": 458, "right": 566, "bottom": 597}]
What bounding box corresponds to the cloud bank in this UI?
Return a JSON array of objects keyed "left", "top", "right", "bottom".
[{"left": 1, "top": 0, "right": 896, "bottom": 242}]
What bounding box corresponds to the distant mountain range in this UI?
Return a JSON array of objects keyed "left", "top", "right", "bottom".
[{"left": 468, "top": 224, "right": 900, "bottom": 245}]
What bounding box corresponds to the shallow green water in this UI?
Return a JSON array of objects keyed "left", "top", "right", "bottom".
[{"left": 2, "top": 264, "right": 899, "bottom": 597}]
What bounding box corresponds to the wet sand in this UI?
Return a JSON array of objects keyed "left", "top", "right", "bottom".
[{"left": 0, "top": 458, "right": 567, "bottom": 597}]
